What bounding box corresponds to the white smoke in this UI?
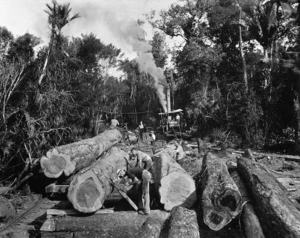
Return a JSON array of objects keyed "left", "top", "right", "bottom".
[{"left": 63, "top": 2, "right": 169, "bottom": 112}]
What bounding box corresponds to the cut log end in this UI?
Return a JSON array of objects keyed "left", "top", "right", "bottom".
[
  {"left": 204, "top": 208, "right": 229, "bottom": 231},
  {"left": 67, "top": 171, "right": 105, "bottom": 213},
  {"left": 203, "top": 189, "right": 242, "bottom": 231},
  {"left": 40, "top": 151, "right": 71, "bottom": 178},
  {"left": 217, "top": 189, "right": 241, "bottom": 215},
  {"left": 159, "top": 172, "right": 196, "bottom": 211}
]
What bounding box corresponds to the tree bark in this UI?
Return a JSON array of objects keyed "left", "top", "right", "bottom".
[
  {"left": 237, "top": 157, "right": 300, "bottom": 238},
  {"left": 40, "top": 210, "right": 169, "bottom": 238},
  {"left": 230, "top": 171, "right": 265, "bottom": 238},
  {"left": 136, "top": 216, "right": 168, "bottom": 238},
  {"left": 237, "top": 3, "right": 248, "bottom": 91},
  {"left": 152, "top": 152, "right": 196, "bottom": 211},
  {"left": 163, "top": 206, "right": 200, "bottom": 238},
  {"left": 196, "top": 152, "right": 243, "bottom": 231},
  {"left": 67, "top": 147, "right": 129, "bottom": 213},
  {"left": 40, "top": 129, "right": 122, "bottom": 178}
]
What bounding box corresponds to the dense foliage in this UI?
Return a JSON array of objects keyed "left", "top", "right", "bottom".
[{"left": 0, "top": 0, "right": 299, "bottom": 186}]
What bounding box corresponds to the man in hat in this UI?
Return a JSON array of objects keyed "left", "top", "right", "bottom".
[{"left": 130, "top": 148, "right": 153, "bottom": 172}]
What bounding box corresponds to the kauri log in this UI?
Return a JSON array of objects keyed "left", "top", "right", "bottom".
[
  {"left": 197, "top": 152, "right": 242, "bottom": 231},
  {"left": 41, "top": 210, "right": 169, "bottom": 238},
  {"left": 40, "top": 129, "right": 122, "bottom": 178},
  {"left": 67, "top": 147, "right": 128, "bottom": 213},
  {"left": 231, "top": 170, "right": 265, "bottom": 238},
  {"left": 136, "top": 216, "right": 168, "bottom": 238},
  {"left": 237, "top": 157, "right": 300, "bottom": 238},
  {"left": 164, "top": 206, "right": 200, "bottom": 238},
  {"left": 152, "top": 153, "right": 196, "bottom": 211}
]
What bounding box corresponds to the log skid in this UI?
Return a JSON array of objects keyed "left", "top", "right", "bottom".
[
  {"left": 67, "top": 147, "right": 129, "bottom": 213},
  {"left": 164, "top": 206, "right": 200, "bottom": 238},
  {"left": 237, "top": 157, "right": 300, "bottom": 238},
  {"left": 40, "top": 129, "right": 122, "bottom": 178},
  {"left": 152, "top": 153, "right": 196, "bottom": 211},
  {"left": 230, "top": 171, "right": 265, "bottom": 238},
  {"left": 197, "top": 152, "right": 242, "bottom": 231}
]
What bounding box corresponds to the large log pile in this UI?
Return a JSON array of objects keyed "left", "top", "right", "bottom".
[
  {"left": 40, "top": 129, "right": 122, "bottom": 178},
  {"left": 237, "top": 157, "right": 300, "bottom": 237},
  {"left": 37, "top": 128, "right": 300, "bottom": 238},
  {"left": 67, "top": 147, "right": 129, "bottom": 213}
]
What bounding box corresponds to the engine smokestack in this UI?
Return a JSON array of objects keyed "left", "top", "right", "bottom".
[{"left": 166, "top": 85, "right": 171, "bottom": 113}]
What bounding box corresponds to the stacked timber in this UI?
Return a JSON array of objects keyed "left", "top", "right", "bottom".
[
  {"left": 40, "top": 129, "right": 122, "bottom": 178},
  {"left": 237, "top": 157, "right": 300, "bottom": 237},
  {"left": 230, "top": 170, "right": 265, "bottom": 238},
  {"left": 197, "top": 152, "right": 243, "bottom": 231},
  {"left": 67, "top": 147, "right": 129, "bottom": 213},
  {"left": 152, "top": 151, "right": 196, "bottom": 211}
]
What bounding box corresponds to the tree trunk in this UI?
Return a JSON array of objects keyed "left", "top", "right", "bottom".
[
  {"left": 237, "top": 3, "right": 248, "bottom": 91},
  {"left": 136, "top": 216, "right": 168, "bottom": 238},
  {"left": 230, "top": 171, "right": 265, "bottom": 238},
  {"left": 152, "top": 152, "right": 196, "bottom": 211},
  {"left": 163, "top": 206, "right": 200, "bottom": 238},
  {"left": 40, "top": 210, "right": 169, "bottom": 238},
  {"left": 67, "top": 147, "right": 128, "bottom": 213},
  {"left": 237, "top": 157, "right": 300, "bottom": 238},
  {"left": 196, "top": 152, "right": 243, "bottom": 231},
  {"left": 40, "top": 129, "right": 122, "bottom": 178}
]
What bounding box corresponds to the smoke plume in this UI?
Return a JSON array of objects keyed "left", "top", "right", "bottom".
[{"left": 63, "top": 2, "right": 169, "bottom": 112}]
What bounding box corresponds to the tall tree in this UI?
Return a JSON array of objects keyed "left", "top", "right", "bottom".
[{"left": 38, "top": 0, "right": 79, "bottom": 85}]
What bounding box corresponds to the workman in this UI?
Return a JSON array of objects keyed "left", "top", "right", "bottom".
[
  {"left": 117, "top": 167, "right": 151, "bottom": 215},
  {"left": 110, "top": 118, "right": 119, "bottom": 128},
  {"left": 131, "top": 148, "right": 153, "bottom": 172},
  {"left": 149, "top": 131, "right": 156, "bottom": 146}
]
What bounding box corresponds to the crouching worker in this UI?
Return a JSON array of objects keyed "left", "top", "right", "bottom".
[
  {"left": 130, "top": 148, "right": 153, "bottom": 172},
  {"left": 117, "top": 167, "right": 151, "bottom": 215}
]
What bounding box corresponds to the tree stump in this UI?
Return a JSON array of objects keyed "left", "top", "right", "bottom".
[
  {"left": 197, "top": 152, "right": 242, "bottom": 231},
  {"left": 237, "top": 157, "right": 300, "bottom": 238},
  {"left": 67, "top": 147, "right": 129, "bottom": 213},
  {"left": 40, "top": 129, "right": 122, "bottom": 178},
  {"left": 152, "top": 153, "right": 196, "bottom": 211}
]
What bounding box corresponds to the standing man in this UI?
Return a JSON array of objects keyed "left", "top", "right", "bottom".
[
  {"left": 117, "top": 167, "right": 151, "bottom": 215},
  {"left": 131, "top": 148, "right": 153, "bottom": 172},
  {"left": 138, "top": 121, "right": 144, "bottom": 141}
]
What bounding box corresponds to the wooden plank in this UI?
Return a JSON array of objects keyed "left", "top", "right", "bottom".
[{"left": 46, "top": 208, "right": 114, "bottom": 218}]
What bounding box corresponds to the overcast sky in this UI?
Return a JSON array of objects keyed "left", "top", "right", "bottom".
[{"left": 0, "top": 0, "right": 177, "bottom": 57}]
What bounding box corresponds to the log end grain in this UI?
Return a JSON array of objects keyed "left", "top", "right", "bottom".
[
  {"left": 159, "top": 172, "right": 196, "bottom": 211},
  {"left": 67, "top": 170, "right": 105, "bottom": 213},
  {"left": 40, "top": 149, "right": 72, "bottom": 178}
]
